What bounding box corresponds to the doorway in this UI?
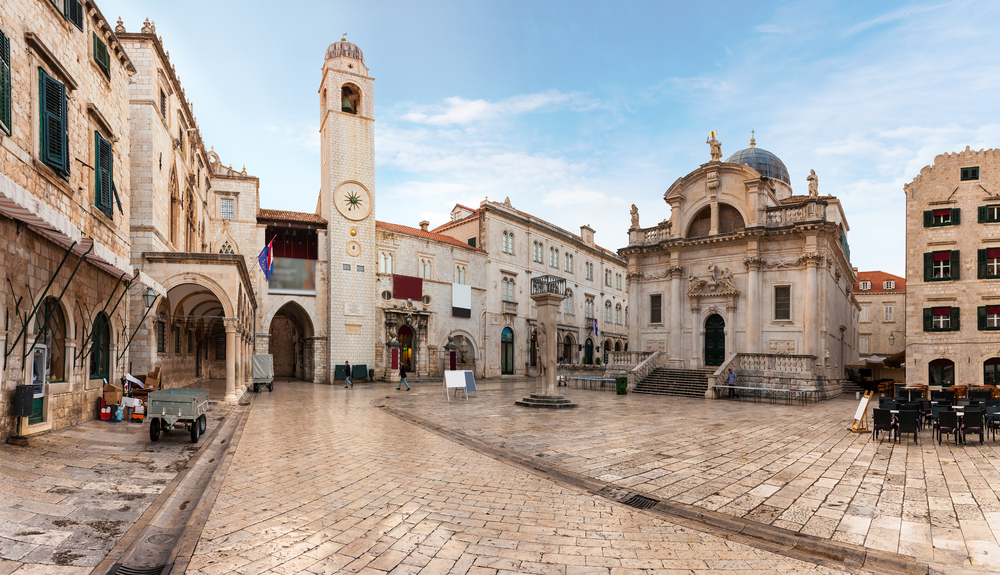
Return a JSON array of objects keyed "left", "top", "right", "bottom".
[
  {"left": 500, "top": 327, "right": 514, "bottom": 375},
  {"left": 399, "top": 325, "right": 414, "bottom": 371},
  {"left": 584, "top": 338, "right": 593, "bottom": 364},
  {"left": 704, "top": 314, "right": 725, "bottom": 366}
]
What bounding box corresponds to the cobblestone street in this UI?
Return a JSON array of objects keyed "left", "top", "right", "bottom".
[{"left": 187, "top": 380, "right": 852, "bottom": 575}]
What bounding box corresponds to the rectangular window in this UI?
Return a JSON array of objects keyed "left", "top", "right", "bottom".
[
  {"left": 859, "top": 280, "right": 871, "bottom": 291},
  {"left": 220, "top": 198, "right": 234, "bottom": 219},
  {"left": 215, "top": 336, "right": 226, "bottom": 360},
  {"left": 0, "top": 28, "right": 11, "bottom": 136},
  {"left": 884, "top": 304, "right": 894, "bottom": 323},
  {"left": 649, "top": 294, "right": 662, "bottom": 324},
  {"left": 356, "top": 265, "right": 364, "bottom": 272},
  {"left": 467, "top": 237, "right": 476, "bottom": 247},
  {"left": 979, "top": 306, "right": 1000, "bottom": 330},
  {"left": 342, "top": 263, "right": 351, "bottom": 270},
  {"left": 923, "top": 307, "right": 959, "bottom": 332},
  {"left": 978, "top": 248, "right": 1000, "bottom": 279},
  {"left": 923, "top": 208, "right": 960, "bottom": 227},
  {"left": 883, "top": 280, "right": 895, "bottom": 290},
  {"left": 859, "top": 337, "right": 869, "bottom": 355},
  {"left": 160, "top": 89, "right": 167, "bottom": 118},
  {"left": 94, "top": 132, "right": 114, "bottom": 218},
  {"left": 979, "top": 205, "right": 1000, "bottom": 223},
  {"left": 774, "top": 286, "right": 791, "bottom": 320},
  {"left": 188, "top": 331, "right": 194, "bottom": 354},
  {"left": 173, "top": 327, "right": 181, "bottom": 354},
  {"left": 93, "top": 32, "right": 110, "bottom": 79},
  {"left": 961, "top": 166, "right": 980, "bottom": 181},
  {"left": 859, "top": 304, "right": 869, "bottom": 323},
  {"left": 924, "top": 250, "right": 959, "bottom": 281},
  {"left": 156, "top": 321, "right": 165, "bottom": 353},
  {"left": 68, "top": 1, "right": 84, "bottom": 30},
  {"left": 39, "top": 69, "right": 70, "bottom": 177}
]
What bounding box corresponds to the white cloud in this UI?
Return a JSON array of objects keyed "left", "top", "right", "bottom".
[
  {"left": 397, "top": 90, "right": 598, "bottom": 126},
  {"left": 261, "top": 122, "right": 319, "bottom": 153}
]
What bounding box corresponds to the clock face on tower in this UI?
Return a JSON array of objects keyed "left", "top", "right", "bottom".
[{"left": 334, "top": 182, "right": 373, "bottom": 221}]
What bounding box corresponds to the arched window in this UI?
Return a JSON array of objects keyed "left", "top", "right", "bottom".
[
  {"left": 605, "top": 301, "right": 612, "bottom": 322},
  {"left": 553, "top": 249, "right": 559, "bottom": 267},
  {"left": 502, "top": 231, "right": 509, "bottom": 253},
  {"left": 380, "top": 252, "right": 394, "bottom": 274},
  {"left": 341, "top": 83, "right": 360, "bottom": 114},
  {"left": 37, "top": 298, "right": 66, "bottom": 382},
  {"left": 719, "top": 204, "right": 746, "bottom": 234},
  {"left": 985, "top": 358, "right": 1000, "bottom": 384},
  {"left": 929, "top": 358, "right": 954, "bottom": 386},
  {"left": 421, "top": 259, "right": 432, "bottom": 280},
  {"left": 89, "top": 312, "right": 111, "bottom": 380},
  {"left": 625, "top": 306, "right": 629, "bottom": 327},
  {"left": 565, "top": 253, "right": 572, "bottom": 272},
  {"left": 502, "top": 278, "right": 515, "bottom": 302},
  {"left": 615, "top": 304, "right": 622, "bottom": 324},
  {"left": 564, "top": 289, "right": 574, "bottom": 314},
  {"left": 585, "top": 298, "right": 594, "bottom": 319},
  {"left": 219, "top": 240, "right": 234, "bottom": 254},
  {"left": 508, "top": 232, "right": 514, "bottom": 255},
  {"left": 616, "top": 273, "right": 622, "bottom": 290},
  {"left": 688, "top": 206, "right": 712, "bottom": 238},
  {"left": 605, "top": 269, "right": 612, "bottom": 286}
]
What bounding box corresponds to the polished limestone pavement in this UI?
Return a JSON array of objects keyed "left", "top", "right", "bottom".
[{"left": 187, "top": 379, "right": 853, "bottom": 575}]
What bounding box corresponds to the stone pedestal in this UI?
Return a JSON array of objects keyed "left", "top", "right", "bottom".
[{"left": 518, "top": 286, "right": 577, "bottom": 409}]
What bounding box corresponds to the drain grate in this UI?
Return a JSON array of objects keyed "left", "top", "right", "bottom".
[
  {"left": 620, "top": 494, "right": 659, "bottom": 509},
  {"left": 108, "top": 564, "right": 168, "bottom": 575}
]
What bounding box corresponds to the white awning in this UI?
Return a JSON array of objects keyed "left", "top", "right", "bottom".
[
  {"left": 136, "top": 270, "right": 166, "bottom": 298},
  {"left": 0, "top": 172, "right": 80, "bottom": 245}
]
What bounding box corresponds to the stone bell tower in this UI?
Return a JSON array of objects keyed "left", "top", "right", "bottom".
[{"left": 319, "top": 37, "right": 376, "bottom": 381}]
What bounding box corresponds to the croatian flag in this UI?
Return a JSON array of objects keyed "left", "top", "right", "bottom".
[
  {"left": 593, "top": 317, "right": 599, "bottom": 337},
  {"left": 257, "top": 238, "right": 274, "bottom": 281}
]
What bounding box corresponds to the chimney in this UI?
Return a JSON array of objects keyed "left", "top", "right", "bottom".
[
  {"left": 419, "top": 220, "right": 429, "bottom": 232},
  {"left": 580, "top": 224, "right": 595, "bottom": 247}
]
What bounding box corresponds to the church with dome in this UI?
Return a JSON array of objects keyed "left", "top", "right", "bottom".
[{"left": 619, "top": 133, "right": 858, "bottom": 399}]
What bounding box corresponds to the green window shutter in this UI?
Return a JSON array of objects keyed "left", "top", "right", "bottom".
[
  {"left": 39, "top": 69, "right": 69, "bottom": 177},
  {"left": 980, "top": 206, "right": 988, "bottom": 223},
  {"left": 0, "top": 28, "right": 10, "bottom": 136},
  {"left": 923, "top": 252, "right": 932, "bottom": 282},
  {"left": 93, "top": 33, "right": 110, "bottom": 79},
  {"left": 923, "top": 308, "right": 932, "bottom": 331},
  {"left": 923, "top": 210, "right": 932, "bottom": 227},
  {"left": 951, "top": 307, "right": 960, "bottom": 331},
  {"left": 94, "top": 132, "right": 112, "bottom": 217},
  {"left": 111, "top": 180, "right": 122, "bottom": 214},
  {"left": 68, "top": 1, "right": 83, "bottom": 30},
  {"left": 979, "top": 306, "right": 987, "bottom": 330},
  {"left": 979, "top": 249, "right": 987, "bottom": 279},
  {"left": 951, "top": 250, "right": 960, "bottom": 280},
  {"left": 952, "top": 208, "right": 960, "bottom": 225}
]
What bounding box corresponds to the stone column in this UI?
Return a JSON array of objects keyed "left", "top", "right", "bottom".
[
  {"left": 804, "top": 254, "right": 821, "bottom": 361},
  {"left": 669, "top": 265, "right": 684, "bottom": 365},
  {"left": 690, "top": 304, "right": 701, "bottom": 368},
  {"left": 516, "top": 281, "right": 575, "bottom": 408},
  {"left": 418, "top": 319, "right": 429, "bottom": 376},
  {"left": 744, "top": 256, "right": 763, "bottom": 353},
  {"left": 224, "top": 319, "right": 238, "bottom": 404},
  {"left": 709, "top": 200, "right": 719, "bottom": 235}
]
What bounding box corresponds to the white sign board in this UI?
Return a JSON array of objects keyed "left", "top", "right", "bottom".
[
  {"left": 853, "top": 394, "right": 870, "bottom": 421},
  {"left": 444, "top": 371, "right": 467, "bottom": 388}
]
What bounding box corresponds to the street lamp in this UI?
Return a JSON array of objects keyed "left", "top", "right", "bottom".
[
  {"left": 142, "top": 287, "right": 157, "bottom": 309},
  {"left": 888, "top": 331, "right": 905, "bottom": 345}
]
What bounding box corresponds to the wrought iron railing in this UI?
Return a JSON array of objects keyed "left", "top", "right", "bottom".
[{"left": 531, "top": 274, "right": 566, "bottom": 296}]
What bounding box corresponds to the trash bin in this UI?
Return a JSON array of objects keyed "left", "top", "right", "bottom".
[
  {"left": 369, "top": 369, "right": 374, "bottom": 381},
  {"left": 615, "top": 377, "right": 628, "bottom": 395},
  {"left": 14, "top": 385, "right": 33, "bottom": 417}
]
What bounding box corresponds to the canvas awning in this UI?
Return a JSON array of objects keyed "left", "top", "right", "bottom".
[
  {"left": 883, "top": 350, "right": 906, "bottom": 368},
  {"left": 846, "top": 356, "right": 888, "bottom": 369},
  {"left": 0, "top": 173, "right": 80, "bottom": 245}
]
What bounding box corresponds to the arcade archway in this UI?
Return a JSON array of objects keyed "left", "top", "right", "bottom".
[{"left": 268, "top": 302, "right": 315, "bottom": 379}]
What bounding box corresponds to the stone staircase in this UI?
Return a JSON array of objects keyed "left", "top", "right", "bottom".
[{"left": 634, "top": 368, "right": 715, "bottom": 398}]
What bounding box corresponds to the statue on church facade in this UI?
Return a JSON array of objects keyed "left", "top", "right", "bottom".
[
  {"left": 807, "top": 169, "right": 819, "bottom": 197},
  {"left": 630, "top": 204, "right": 639, "bottom": 229},
  {"left": 707, "top": 131, "right": 722, "bottom": 161}
]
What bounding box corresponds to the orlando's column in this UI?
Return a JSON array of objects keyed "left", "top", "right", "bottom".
[{"left": 516, "top": 275, "right": 577, "bottom": 409}]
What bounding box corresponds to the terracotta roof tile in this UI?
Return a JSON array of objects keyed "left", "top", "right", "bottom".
[
  {"left": 854, "top": 270, "right": 905, "bottom": 293},
  {"left": 431, "top": 210, "right": 479, "bottom": 233},
  {"left": 484, "top": 201, "right": 622, "bottom": 259},
  {"left": 376, "top": 221, "right": 484, "bottom": 252},
  {"left": 257, "top": 209, "right": 327, "bottom": 226}
]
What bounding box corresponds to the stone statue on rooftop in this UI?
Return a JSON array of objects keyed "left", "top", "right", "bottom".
[
  {"left": 707, "top": 131, "right": 722, "bottom": 162},
  {"left": 630, "top": 204, "right": 639, "bottom": 229},
  {"left": 807, "top": 169, "right": 818, "bottom": 197}
]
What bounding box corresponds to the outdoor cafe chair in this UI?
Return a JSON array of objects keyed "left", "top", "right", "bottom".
[
  {"left": 895, "top": 411, "right": 919, "bottom": 444},
  {"left": 927, "top": 405, "right": 949, "bottom": 430},
  {"left": 872, "top": 408, "right": 894, "bottom": 442},
  {"left": 938, "top": 411, "right": 961, "bottom": 444},
  {"left": 987, "top": 407, "right": 1000, "bottom": 441},
  {"left": 931, "top": 390, "right": 946, "bottom": 402},
  {"left": 963, "top": 409, "right": 985, "bottom": 445},
  {"left": 942, "top": 389, "right": 956, "bottom": 404}
]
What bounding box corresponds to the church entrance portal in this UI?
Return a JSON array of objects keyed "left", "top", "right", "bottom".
[
  {"left": 704, "top": 314, "right": 725, "bottom": 366},
  {"left": 398, "top": 325, "right": 414, "bottom": 371}
]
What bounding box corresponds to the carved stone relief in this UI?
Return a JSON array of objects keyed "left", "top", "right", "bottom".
[{"left": 768, "top": 340, "right": 796, "bottom": 355}]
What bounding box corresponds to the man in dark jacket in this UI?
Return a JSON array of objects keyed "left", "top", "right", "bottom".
[{"left": 397, "top": 363, "right": 410, "bottom": 390}]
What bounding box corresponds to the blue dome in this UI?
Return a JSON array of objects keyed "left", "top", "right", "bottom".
[{"left": 725, "top": 141, "right": 790, "bottom": 184}]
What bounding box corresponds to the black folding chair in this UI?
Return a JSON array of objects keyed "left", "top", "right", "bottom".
[
  {"left": 895, "top": 411, "right": 919, "bottom": 444},
  {"left": 938, "top": 411, "right": 960, "bottom": 444},
  {"left": 872, "top": 408, "right": 894, "bottom": 442}
]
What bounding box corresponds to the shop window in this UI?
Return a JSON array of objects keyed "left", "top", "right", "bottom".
[
  {"left": 978, "top": 249, "right": 1000, "bottom": 279},
  {"left": 923, "top": 307, "right": 959, "bottom": 331},
  {"left": 924, "top": 250, "right": 959, "bottom": 281},
  {"left": 922, "top": 208, "right": 960, "bottom": 227},
  {"left": 961, "top": 166, "right": 979, "bottom": 181}
]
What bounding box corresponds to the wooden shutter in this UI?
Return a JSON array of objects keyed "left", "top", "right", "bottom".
[
  {"left": 93, "top": 33, "right": 110, "bottom": 78},
  {"left": 980, "top": 206, "right": 988, "bottom": 223},
  {"left": 923, "top": 211, "right": 932, "bottom": 227},
  {"left": 923, "top": 252, "right": 932, "bottom": 282},
  {"left": 39, "top": 70, "right": 69, "bottom": 176},
  {"left": 951, "top": 208, "right": 960, "bottom": 224},
  {"left": 923, "top": 308, "right": 931, "bottom": 331},
  {"left": 68, "top": 1, "right": 83, "bottom": 30},
  {"left": 980, "top": 249, "right": 987, "bottom": 279},
  {"left": 950, "top": 250, "right": 960, "bottom": 280},
  {"left": 94, "top": 132, "right": 112, "bottom": 216},
  {"left": 980, "top": 306, "right": 987, "bottom": 330},
  {"left": 0, "top": 28, "right": 10, "bottom": 136},
  {"left": 950, "top": 307, "right": 960, "bottom": 331}
]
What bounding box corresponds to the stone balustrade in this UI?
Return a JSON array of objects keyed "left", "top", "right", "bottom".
[
  {"left": 608, "top": 350, "right": 652, "bottom": 366},
  {"left": 765, "top": 200, "right": 827, "bottom": 226},
  {"left": 707, "top": 352, "right": 841, "bottom": 400}
]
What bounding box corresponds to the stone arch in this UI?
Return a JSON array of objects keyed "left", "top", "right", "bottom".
[
  {"left": 340, "top": 82, "right": 363, "bottom": 115},
  {"left": 267, "top": 301, "right": 315, "bottom": 379},
  {"left": 262, "top": 300, "right": 316, "bottom": 339},
  {"left": 160, "top": 273, "right": 235, "bottom": 318},
  {"left": 685, "top": 201, "right": 748, "bottom": 238},
  {"left": 442, "top": 328, "right": 478, "bottom": 359}
]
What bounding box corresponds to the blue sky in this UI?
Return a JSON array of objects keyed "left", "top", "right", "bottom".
[{"left": 102, "top": 0, "right": 1000, "bottom": 276}]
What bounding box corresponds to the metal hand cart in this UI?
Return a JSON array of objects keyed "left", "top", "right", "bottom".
[
  {"left": 147, "top": 388, "right": 210, "bottom": 443},
  {"left": 253, "top": 354, "right": 274, "bottom": 393}
]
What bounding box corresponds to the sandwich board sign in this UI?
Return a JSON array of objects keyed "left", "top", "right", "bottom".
[
  {"left": 849, "top": 390, "right": 872, "bottom": 433},
  {"left": 445, "top": 370, "right": 476, "bottom": 402}
]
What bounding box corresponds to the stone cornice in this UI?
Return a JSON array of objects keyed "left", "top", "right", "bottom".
[{"left": 24, "top": 32, "right": 78, "bottom": 90}]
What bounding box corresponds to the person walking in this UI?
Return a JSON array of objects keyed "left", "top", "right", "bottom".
[
  {"left": 727, "top": 369, "right": 737, "bottom": 399},
  {"left": 344, "top": 360, "right": 352, "bottom": 388},
  {"left": 397, "top": 363, "right": 410, "bottom": 390}
]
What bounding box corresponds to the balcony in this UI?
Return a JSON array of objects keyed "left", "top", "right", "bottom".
[{"left": 502, "top": 300, "right": 518, "bottom": 315}]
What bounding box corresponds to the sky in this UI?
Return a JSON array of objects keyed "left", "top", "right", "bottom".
[{"left": 101, "top": 0, "right": 1000, "bottom": 277}]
